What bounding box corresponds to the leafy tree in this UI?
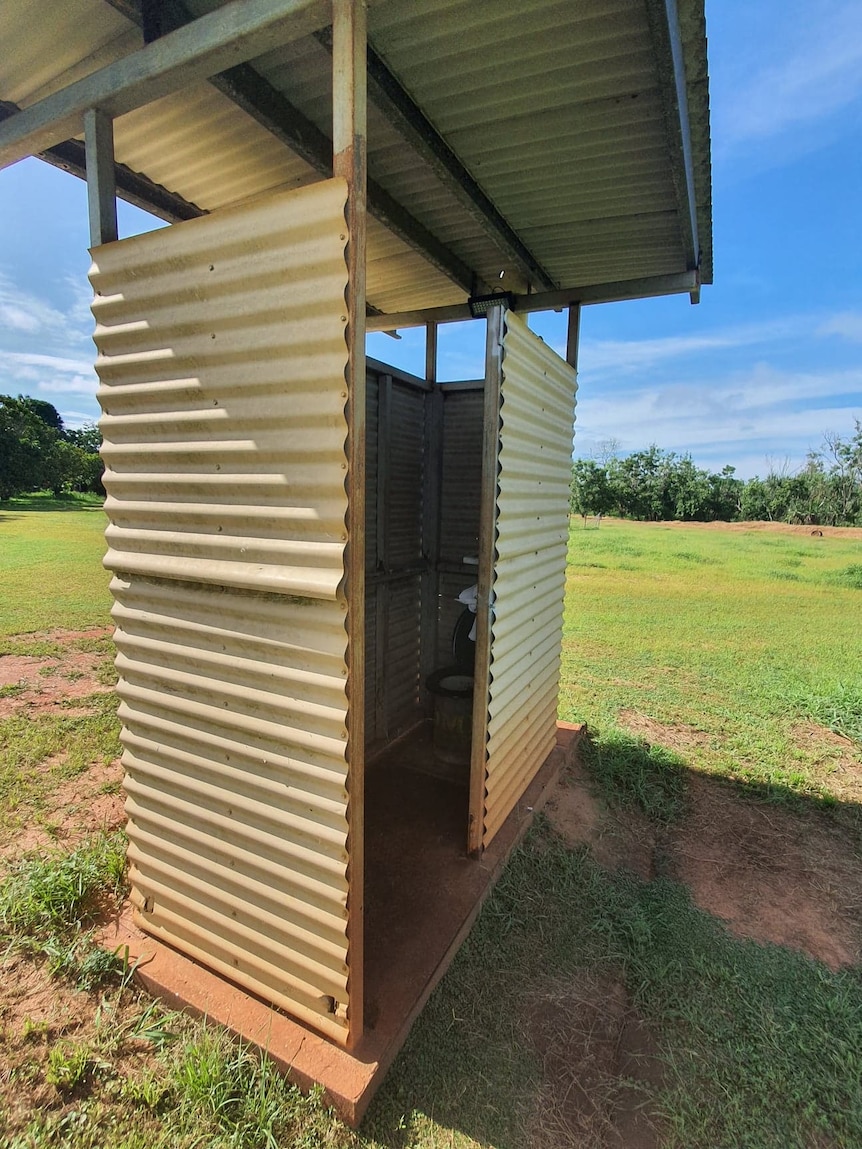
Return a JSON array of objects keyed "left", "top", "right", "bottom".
[
  {"left": 570, "top": 459, "right": 614, "bottom": 520},
  {"left": 707, "top": 466, "right": 743, "bottom": 521},
  {"left": 0, "top": 396, "right": 59, "bottom": 500},
  {"left": 23, "top": 397, "right": 65, "bottom": 435},
  {"left": 66, "top": 423, "right": 101, "bottom": 454}
]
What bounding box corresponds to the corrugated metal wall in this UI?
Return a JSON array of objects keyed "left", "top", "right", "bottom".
[
  {"left": 92, "top": 179, "right": 356, "bottom": 1043},
  {"left": 481, "top": 312, "right": 577, "bottom": 846},
  {"left": 364, "top": 364, "right": 428, "bottom": 750},
  {"left": 437, "top": 385, "right": 484, "bottom": 667}
]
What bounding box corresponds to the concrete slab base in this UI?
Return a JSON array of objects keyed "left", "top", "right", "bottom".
[{"left": 100, "top": 721, "right": 582, "bottom": 1126}]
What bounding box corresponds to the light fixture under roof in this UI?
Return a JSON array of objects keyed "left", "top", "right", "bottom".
[{"left": 467, "top": 291, "right": 516, "bottom": 318}]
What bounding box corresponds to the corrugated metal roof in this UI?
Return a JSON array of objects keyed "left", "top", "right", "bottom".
[
  {"left": 0, "top": 0, "right": 712, "bottom": 309},
  {"left": 481, "top": 311, "right": 577, "bottom": 846},
  {"left": 93, "top": 179, "right": 357, "bottom": 1042}
]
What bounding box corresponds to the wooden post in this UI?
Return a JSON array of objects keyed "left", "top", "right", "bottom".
[
  {"left": 566, "top": 303, "right": 581, "bottom": 371},
  {"left": 332, "top": 0, "right": 366, "bottom": 1051},
  {"left": 467, "top": 307, "right": 504, "bottom": 856},
  {"left": 84, "top": 108, "right": 118, "bottom": 246},
  {"left": 420, "top": 322, "right": 443, "bottom": 708},
  {"left": 376, "top": 374, "right": 391, "bottom": 742}
]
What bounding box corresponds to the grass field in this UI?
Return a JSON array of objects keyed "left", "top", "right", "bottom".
[
  {"left": 0, "top": 493, "right": 110, "bottom": 645},
  {"left": 562, "top": 519, "right": 862, "bottom": 800},
  {"left": 1, "top": 501, "right": 861, "bottom": 1148}
]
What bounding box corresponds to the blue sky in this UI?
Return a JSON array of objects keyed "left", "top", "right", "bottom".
[{"left": 2, "top": 0, "right": 861, "bottom": 480}]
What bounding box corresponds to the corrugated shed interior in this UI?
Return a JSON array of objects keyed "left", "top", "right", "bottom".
[{"left": 364, "top": 362, "right": 484, "bottom": 755}]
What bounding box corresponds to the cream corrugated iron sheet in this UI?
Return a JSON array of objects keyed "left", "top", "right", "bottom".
[
  {"left": 92, "top": 179, "right": 356, "bottom": 1042},
  {"left": 482, "top": 312, "right": 577, "bottom": 846}
]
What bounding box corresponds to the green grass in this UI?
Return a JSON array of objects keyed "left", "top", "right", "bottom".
[
  {"left": 561, "top": 519, "right": 862, "bottom": 801},
  {"left": 0, "top": 830, "right": 128, "bottom": 990},
  {"left": 2, "top": 505, "right": 861, "bottom": 1146},
  {"left": 0, "top": 691, "right": 121, "bottom": 830},
  {"left": 362, "top": 825, "right": 862, "bottom": 1149},
  {"left": 0, "top": 491, "right": 110, "bottom": 637},
  {"left": 579, "top": 727, "right": 687, "bottom": 822}
]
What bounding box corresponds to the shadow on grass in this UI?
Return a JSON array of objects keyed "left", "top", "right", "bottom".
[
  {"left": 1, "top": 493, "right": 104, "bottom": 512},
  {"left": 362, "top": 746, "right": 862, "bottom": 1149}
]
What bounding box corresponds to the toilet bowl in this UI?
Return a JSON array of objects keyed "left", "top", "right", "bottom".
[{"left": 426, "top": 604, "right": 476, "bottom": 767}]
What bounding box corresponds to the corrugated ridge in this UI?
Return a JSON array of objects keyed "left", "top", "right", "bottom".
[
  {"left": 384, "top": 576, "right": 423, "bottom": 734},
  {"left": 440, "top": 389, "right": 484, "bottom": 565},
  {"left": 93, "top": 182, "right": 354, "bottom": 1041},
  {"left": 482, "top": 311, "right": 577, "bottom": 847},
  {"left": 93, "top": 180, "right": 350, "bottom": 602},
  {"left": 387, "top": 382, "right": 425, "bottom": 567}
]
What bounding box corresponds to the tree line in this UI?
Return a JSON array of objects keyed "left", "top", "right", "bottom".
[
  {"left": 571, "top": 424, "right": 862, "bottom": 527},
  {"left": 0, "top": 395, "right": 103, "bottom": 501}
]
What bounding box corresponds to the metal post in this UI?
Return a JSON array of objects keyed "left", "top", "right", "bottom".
[
  {"left": 332, "top": 0, "right": 367, "bottom": 1051},
  {"left": 420, "top": 322, "right": 442, "bottom": 708},
  {"left": 467, "top": 307, "right": 504, "bottom": 856},
  {"left": 84, "top": 108, "right": 118, "bottom": 246},
  {"left": 566, "top": 303, "right": 581, "bottom": 371}
]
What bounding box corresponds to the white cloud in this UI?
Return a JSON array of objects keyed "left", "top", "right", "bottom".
[
  {"left": 714, "top": 1, "right": 862, "bottom": 157},
  {"left": 7, "top": 351, "right": 93, "bottom": 375},
  {"left": 0, "top": 272, "right": 89, "bottom": 347},
  {"left": 574, "top": 362, "right": 862, "bottom": 478},
  {"left": 38, "top": 375, "right": 98, "bottom": 396},
  {"left": 819, "top": 311, "right": 862, "bottom": 342},
  {"left": 0, "top": 302, "right": 42, "bottom": 332},
  {"left": 579, "top": 319, "right": 801, "bottom": 376}
]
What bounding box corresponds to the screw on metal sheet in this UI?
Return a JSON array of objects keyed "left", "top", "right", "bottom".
[
  {"left": 209, "top": 264, "right": 214, "bottom": 271},
  {"left": 341, "top": 315, "right": 347, "bottom": 322}
]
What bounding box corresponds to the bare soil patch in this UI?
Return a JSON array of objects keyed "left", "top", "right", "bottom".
[
  {"left": 619, "top": 518, "right": 862, "bottom": 541},
  {"left": 0, "top": 948, "right": 161, "bottom": 1137},
  {"left": 520, "top": 973, "right": 664, "bottom": 1149},
  {"left": 792, "top": 721, "right": 862, "bottom": 803},
  {"left": 545, "top": 761, "right": 655, "bottom": 880},
  {"left": 617, "top": 710, "right": 712, "bottom": 757},
  {"left": 0, "top": 760, "right": 125, "bottom": 876},
  {"left": 548, "top": 733, "right": 862, "bottom": 971},
  {"left": 0, "top": 626, "right": 114, "bottom": 719},
  {"left": 672, "top": 774, "right": 860, "bottom": 969}
]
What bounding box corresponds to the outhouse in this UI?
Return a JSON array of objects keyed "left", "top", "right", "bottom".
[{"left": 0, "top": 0, "right": 712, "bottom": 1121}]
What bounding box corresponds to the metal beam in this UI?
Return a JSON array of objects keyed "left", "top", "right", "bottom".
[
  {"left": 644, "top": 0, "right": 700, "bottom": 273},
  {"left": 366, "top": 271, "right": 700, "bottom": 331},
  {"left": 316, "top": 27, "right": 556, "bottom": 293},
  {"left": 0, "top": 0, "right": 330, "bottom": 169},
  {"left": 0, "top": 100, "right": 204, "bottom": 223},
  {"left": 84, "top": 108, "right": 118, "bottom": 246},
  {"left": 101, "top": 0, "right": 478, "bottom": 294}
]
